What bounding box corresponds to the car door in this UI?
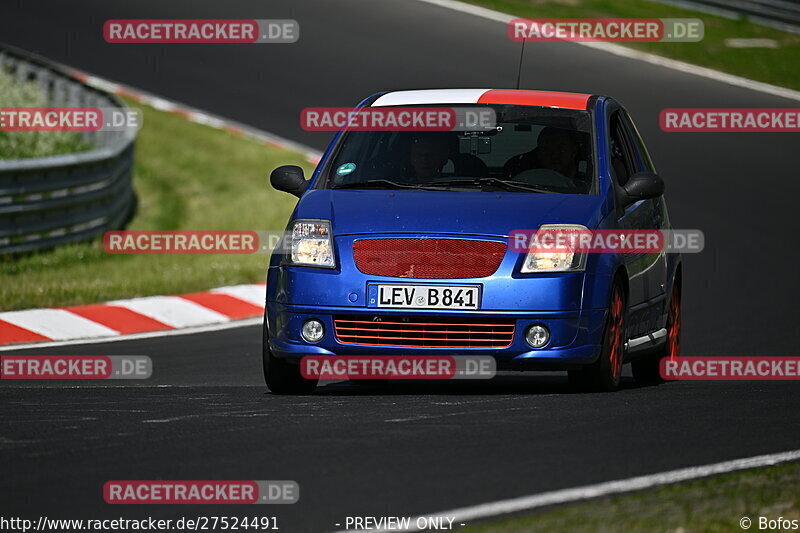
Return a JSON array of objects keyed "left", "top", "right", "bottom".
[
  {"left": 620, "top": 109, "right": 668, "bottom": 334},
  {"left": 607, "top": 107, "right": 653, "bottom": 338}
]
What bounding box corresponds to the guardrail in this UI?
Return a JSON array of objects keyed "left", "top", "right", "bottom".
[
  {"left": 654, "top": 0, "right": 800, "bottom": 33},
  {"left": 0, "top": 43, "right": 137, "bottom": 255}
]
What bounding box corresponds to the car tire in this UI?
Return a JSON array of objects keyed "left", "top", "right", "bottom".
[
  {"left": 569, "top": 281, "right": 626, "bottom": 392},
  {"left": 262, "top": 321, "right": 318, "bottom": 395},
  {"left": 632, "top": 281, "right": 681, "bottom": 385}
]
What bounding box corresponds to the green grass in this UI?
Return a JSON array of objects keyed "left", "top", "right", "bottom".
[
  {"left": 466, "top": 0, "right": 800, "bottom": 91},
  {"left": 0, "top": 98, "right": 313, "bottom": 311},
  {"left": 0, "top": 70, "right": 92, "bottom": 159},
  {"left": 462, "top": 460, "right": 800, "bottom": 533}
]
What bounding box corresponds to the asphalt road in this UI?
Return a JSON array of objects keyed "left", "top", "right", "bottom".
[
  {"left": 1, "top": 0, "right": 799, "bottom": 531},
  {"left": 4, "top": 330, "right": 800, "bottom": 532}
]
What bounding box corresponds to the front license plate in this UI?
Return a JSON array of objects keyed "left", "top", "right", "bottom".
[{"left": 368, "top": 284, "right": 480, "bottom": 310}]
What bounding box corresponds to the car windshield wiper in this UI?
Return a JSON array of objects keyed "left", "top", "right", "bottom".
[
  {"left": 332, "top": 179, "right": 448, "bottom": 191},
  {"left": 432, "top": 178, "right": 552, "bottom": 193}
]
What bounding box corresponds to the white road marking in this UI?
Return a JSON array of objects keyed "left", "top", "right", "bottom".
[
  {"left": 332, "top": 448, "right": 800, "bottom": 532},
  {"left": 142, "top": 414, "right": 205, "bottom": 424},
  {"left": 211, "top": 284, "right": 267, "bottom": 307},
  {"left": 145, "top": 96, "right": 179, "bottom": 113},
  {"left": 106, "top": 295, "right": 230, "bottom": 328},
  {"left": 187, "top": 111, "right": 227, "bottom": 129},
  {"left": 84, "top": 75, "right": 121, "bottom": 94},
  {"left": 0, "top": 309, "right": 120, "bottom": 340},
  {"left": 414, "top": 0, "right": 800, "bottom": 103},
  {"left": 385, "top": 406, "right": 530, "bottom": 423}
]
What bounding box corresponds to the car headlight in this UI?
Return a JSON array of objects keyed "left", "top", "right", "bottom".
[
  {"left": 520, "top": 224, "right": 588, "bottom": 273},
  {"left": 289, "top": 220, "right": 335, "bottom": 267}
]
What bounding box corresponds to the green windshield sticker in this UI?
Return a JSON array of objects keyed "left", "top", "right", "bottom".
[{"left": 336, "top": 163, "right": 356, "bottom": 176}]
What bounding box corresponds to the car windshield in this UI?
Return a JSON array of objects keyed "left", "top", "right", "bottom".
[{"left": 321, "top": 104, "right": 594, "bottom": 194}]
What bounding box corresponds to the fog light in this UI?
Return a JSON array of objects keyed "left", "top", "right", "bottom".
[
  {"left": 301, "top": 319, "right": 325, "bottom": 343},
  {"left": 525, "top": 324, "right": 549, "bottom": 348}
]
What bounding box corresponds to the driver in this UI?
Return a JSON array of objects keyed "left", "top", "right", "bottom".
[
  {"left": 504, "top": 127, "right": 579, "bottom": 179},
  {"left": 408, "top": 132, "right": 451, "bottom": 183}
]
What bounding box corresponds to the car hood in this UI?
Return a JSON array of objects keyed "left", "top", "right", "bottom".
[{"left": 294, "top": 189, "right": 606, "bottom": 237}]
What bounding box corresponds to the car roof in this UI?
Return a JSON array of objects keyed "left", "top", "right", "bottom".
[{"left": 370, "top": 89, "right": 593, "bottom": 110}]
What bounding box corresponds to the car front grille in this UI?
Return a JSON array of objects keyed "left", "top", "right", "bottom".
[
  {"left": 333, "top": 315, "right": 516, "bottom": 348},
  {"left": 352, "top": 238, "right": 506, "bottom": 279}
]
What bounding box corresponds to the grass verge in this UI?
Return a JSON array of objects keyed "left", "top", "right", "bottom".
[
  {"left": 0, "top": 70, "right": 92, "bottom": 159},
  {"left": 465, "top": 0, "right": 800, "bottom": 91},
  {"left": 461, "top": 460, "right": 800, "bottom": 532},
  {"left": 0, "top": 98, "right": 314, "bottom": 311}
]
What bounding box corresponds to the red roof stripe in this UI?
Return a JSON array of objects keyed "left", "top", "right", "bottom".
[{"left": 477, "top": 89, "right": 591, "bottom": 110}]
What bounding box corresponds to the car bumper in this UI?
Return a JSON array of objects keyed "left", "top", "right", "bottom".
[{"left": 265, "top": 303, "right": 607, "bottom": 369}]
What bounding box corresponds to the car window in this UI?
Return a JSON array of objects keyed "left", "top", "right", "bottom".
[
  {"left": 321, "top": 104, "right": 595, "bottom": 194},
  {"left": 621, "top": 111, "right": 655, "bottom": 173},
  {"left": 609, "top": 111, "right": 635, "bottom": 187}
]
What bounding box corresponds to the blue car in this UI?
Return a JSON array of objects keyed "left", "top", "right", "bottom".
[{"left": 264, "top": 89, "right": 681, "bottom": 393}]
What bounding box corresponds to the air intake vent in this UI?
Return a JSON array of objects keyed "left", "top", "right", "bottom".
[
  {"left": 353, "top": 238, "right": 505, "bottom": 279},
  {"left": 334, "top": 315, "right": 515, "bottom": 348}
]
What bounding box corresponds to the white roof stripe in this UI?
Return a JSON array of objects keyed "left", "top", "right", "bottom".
[{"left": 371, "top": 89, "right": 490, "bottom": 107}]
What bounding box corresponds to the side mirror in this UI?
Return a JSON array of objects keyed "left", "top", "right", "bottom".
[
  {"left": 623, "top": 172, "right": 664, "bottom": 205},
  {"left": 270, "top": 165, "right": 308, "bottom": 198}
]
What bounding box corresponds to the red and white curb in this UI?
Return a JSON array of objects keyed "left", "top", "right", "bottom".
[
  {"left": 0, "top": 283, "right": 266, "bottom": 348},
  {"left": 65, "top": 69, "right": 322, "bottom": 166}
]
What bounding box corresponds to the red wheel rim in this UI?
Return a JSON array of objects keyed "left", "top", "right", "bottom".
[
  {"left": 608, "top": 287, "right": 625, "bottom": 379},
  {"left": 667, "top": 285, "right": 681, "bottom": 360}
]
